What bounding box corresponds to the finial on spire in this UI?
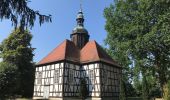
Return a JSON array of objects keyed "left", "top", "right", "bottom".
[
  {"left": 80, "top": 0, "right": 83, "bottom": 12},
  {"left": 76, "top": 0, "right": 84, "bottom": 27}
]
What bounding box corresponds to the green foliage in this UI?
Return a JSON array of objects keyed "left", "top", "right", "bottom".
[
  {"left": 0, "top": 0, "right": 51, "bottom": 28},
  {"left": 79, "top": 78, "right": 89, "bottom": 100},
  {"left": 0, "top": 62, "right": 19, "bottom": 98},
  {"left": 0, "top": 28, "right": 35, "bottom": 97},
  {"left": 104, "top": 0, "right": 170, "bottom": 98},
  {"left": 0, "top": 28, "right": 33, "bottom": 64},
  {"left": 126, "top": 82, "right": 137, "bottom": 97},
  {"left": 142, "top": 74, "right": 149, "bottom": 100},
  {"left": 127, "top": 97, "right": 142, "bottom": 100},
  {"left": 163, "top": 80, "right": 170, "bottom": 100},
  {"left": 120, "top": 78, "right": 126, "bottom": 100}
]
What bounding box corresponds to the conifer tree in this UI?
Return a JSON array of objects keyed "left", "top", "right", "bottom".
[{"left": 0, "top": 0, "right": 51, "bottom": 28}]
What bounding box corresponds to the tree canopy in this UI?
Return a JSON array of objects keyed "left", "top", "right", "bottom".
[
  {"left": 0, "top": 28, "right": 35, "bottom": 97},
  {"left": 0, "top": 0, "right": 52, "bottom": 28},
  {"left": 104, "top": 0, "right": 170, "bottom": 99}
]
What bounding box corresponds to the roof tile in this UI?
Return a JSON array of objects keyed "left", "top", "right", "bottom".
[
  {"left": 80, "top": 41, "right": 119, "bottom": 66},
  {"left": 38, "top": 39, "right": 79, "bottom": 65},
  {"left": 38, "top": 40, "right": 119, "bottom": 67}
]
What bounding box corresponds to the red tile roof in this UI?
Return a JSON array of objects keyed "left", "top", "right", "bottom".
[
  {"left": 38, "top": 39, "right": 79, "bottom": 65},
  {"left": 80, "top": 41, "right": 119, "bottom": 66},
  {"left": 38, "top": 40, "right": 119, "bottom": 67}
]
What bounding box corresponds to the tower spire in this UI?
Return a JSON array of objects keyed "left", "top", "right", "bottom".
[
  {"left": 70, "top": 2, "right": 90, "bottom": 49},
  {"left": 76, "top": 2, "right": 84, "bottom": 27}
]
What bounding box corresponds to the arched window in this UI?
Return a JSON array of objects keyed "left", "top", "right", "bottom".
[
  {"left": 37, "top": 72, "right": 42, "bottom": 84},
  {"left": 54, "top": 69, "right": 59, "bottom": 84}
]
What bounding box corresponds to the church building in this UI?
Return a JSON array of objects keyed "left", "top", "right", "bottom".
[{"left": 33, "top": 7, "right": 121, "bottom": 100}]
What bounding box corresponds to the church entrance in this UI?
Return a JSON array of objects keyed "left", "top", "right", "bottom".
[{"left": 43, "top": 85, "right": 50, "bottom": 99}]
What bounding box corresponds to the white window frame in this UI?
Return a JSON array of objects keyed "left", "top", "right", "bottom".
[
  {"left": 68, "top": 69, "right": 74, "bottom": 83},
  {"left": 37, "top": 72, "right": 42, "bottom": 84},
  {"left": 89, "top": 69, "right": 94, "bottom": 83},
  {"left": 54, "top": 69, "right": 59, "bottom": 84},
  {"left": 102, "top": 69, "right": 108, "bottom": 85}
]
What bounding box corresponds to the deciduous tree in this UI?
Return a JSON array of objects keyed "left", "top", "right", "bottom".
[
  {"left": 0, "top": 28, "right": 35, "bottom": 97},
  {"left": 104, "top": 0, "right": 170, "bottom": 99}
]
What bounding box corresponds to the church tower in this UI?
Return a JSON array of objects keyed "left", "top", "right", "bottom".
[
  {"left": 70, "top": 8, "right": 89, "bottom": 49},
  {"left": 33, "top": 6, "right": 121, "bottom": 100}
]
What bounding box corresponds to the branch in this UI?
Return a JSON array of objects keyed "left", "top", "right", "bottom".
[{"left": 0, "top": 0, "right": 52, "bottom": 29}]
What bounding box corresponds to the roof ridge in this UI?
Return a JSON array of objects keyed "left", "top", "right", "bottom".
[
  {"left": 64, "top": 39, "right": 69, "bottom": 59},
  {"left": 62, "top": 39, "right": 72, "bottom": 59},
  {"left": 65, "top": 39, "right": 79, "bottom": 60},
  {"left": 92, "top": 40, "right": 101, "bottom": 60}
]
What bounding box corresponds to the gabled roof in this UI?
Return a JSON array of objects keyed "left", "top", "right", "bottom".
[
  {"left": 38, "top": 39, "right": 79, "bottom": 65},
  {"left": 80, "top": 41, "right": 119, "bottom": 66},
  {"left": 38, "top": 40, "right": 119, "bottom": 67}
]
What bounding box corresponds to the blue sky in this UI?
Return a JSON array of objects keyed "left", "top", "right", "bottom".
[{"left": 0, "top": 0, "right": 114, "bottom": 63}]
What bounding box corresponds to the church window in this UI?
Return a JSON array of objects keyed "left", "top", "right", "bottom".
[
  {"left": 68, "top": 69, "right": 74, "bottom": 83},
  {"left": 37, "top": 72, "right": 42, "bottom": 84},
  {"left": 89, "top": 70, "right": 94, "bottom": 83},
  {"left": 102, "top": 69, "right": 108, "bottom": 85},
  {"left": 54, "top": 69, "right": 59, "bottom": 84}
]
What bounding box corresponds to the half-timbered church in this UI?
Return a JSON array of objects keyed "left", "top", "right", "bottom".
[{"left": 33, "top": 7, "right": 121, "bottom": 100}]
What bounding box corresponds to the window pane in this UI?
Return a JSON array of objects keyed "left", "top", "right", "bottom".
[
  {"left": 89, "top": 70, "right": 94, "bottom": 83},
  {"left": 68, "top": 69, "right": 74, "bottom": 83},
  {"left": 54, "top": 69, "right": 59, "bottom": 84},
  {"left": 37, "top": 72, "right": 42, "bottom": 84}
]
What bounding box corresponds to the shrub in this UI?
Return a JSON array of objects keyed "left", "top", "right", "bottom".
[{"left": 163, "top": 80, "right": 170, "bottom": 100}]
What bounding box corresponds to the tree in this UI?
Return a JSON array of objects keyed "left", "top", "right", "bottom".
[
  {"left": 105, "top": 41, "right": 134, "bottom": 97},
  {"left": 119, "top": 78, "right": 126, "bottom": 100},
  {"left": 79, "top": 78, "right": 89, "bottom": 100},
  {"left": 163, "top": 80, "right": 170, "bottom": 100},
  {"left": 0, "top": 28, "right": 35, "bottom": 97},
  {"left": 104, "top": 0, "right": 170, "bottom": 99},
  {"left": 0, "top": 62, "right": 19, "bottom": 99},
  {"left": 142, "top": 73, "right": 149, "bottom": 100},
  {"left": 0, "top": 0, "right": 51, "bottom": 28}
]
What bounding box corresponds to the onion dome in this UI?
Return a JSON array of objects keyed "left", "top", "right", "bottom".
[{"left": 72, "top": 8, "right": 88, "bottom": 34}]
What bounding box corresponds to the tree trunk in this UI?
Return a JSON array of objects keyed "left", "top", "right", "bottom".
[{"left": 155, "top": 52, "right": 167, "bottom": 98}]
